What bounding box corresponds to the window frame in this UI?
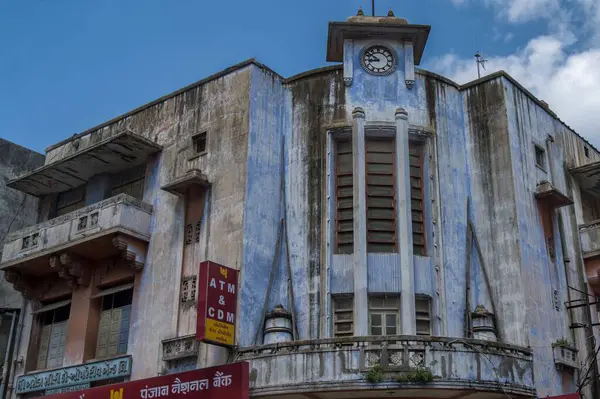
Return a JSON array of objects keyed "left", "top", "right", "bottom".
[
  {"left": 192, "top": 132, "right": 208, "bottom": 156},
  {"left": 534, "top": 144, "right": 546, "bottom": 170},
  {"left": 368, "top": 295, "right": 400, "bottom": 336}
]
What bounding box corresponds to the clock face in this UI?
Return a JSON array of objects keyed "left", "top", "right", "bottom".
[{"left": 362, "top": 45, "right": 395, "bottom": 75}]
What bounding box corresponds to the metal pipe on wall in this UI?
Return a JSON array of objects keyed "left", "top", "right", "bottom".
[
  {"left": 6, "top": 298, "right": 27, "bottom": 399},
  {"left": 0, "top": 310, "right": 18, "bottom": 398}
]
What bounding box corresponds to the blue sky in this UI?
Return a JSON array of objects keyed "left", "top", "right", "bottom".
[{"left": 1, "top": 0, "right": 598, "bottom": 152}]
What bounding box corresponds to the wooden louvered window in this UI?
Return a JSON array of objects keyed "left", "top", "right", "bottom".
[
  {"left": 366, "top": 138, "right": 397, "bottom": 253},
  {"left": 96, "top": 287, "right": 133, "bottom": 359},
  {"left": 410, "top": 145, "right": 426, "bottom": 256},
  {"left": 37, "top": 303, "right": 70, "bottom": 370},
  {"left": 111, "top": 164, "right": 146, "bottom": 200},
  {"left": 336, "top": 140, "right": 354, "bottom": 254},
  {"left": 415, "top": 296, "right": 432, "bottom": 336},
  {"left": 332, "top": 296, "right": 354, "bottom": 337}
]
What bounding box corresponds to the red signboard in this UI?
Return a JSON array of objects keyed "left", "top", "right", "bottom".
[
  {"left": 196, "top": 261, "right": 239, "bottom": 347},
  {"left": 43, "top": 362, "right": 249, "bottom": 399}
]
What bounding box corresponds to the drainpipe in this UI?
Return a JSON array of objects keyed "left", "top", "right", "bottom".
[
  {"left": 0, "top": 310, "right": 18, "bottom": 398},
  {"left": 6, "top": 298, "right": 27, "bottom": 399},
  {"left": 558, "top": 212, "right": 576, "bottom": 344}
]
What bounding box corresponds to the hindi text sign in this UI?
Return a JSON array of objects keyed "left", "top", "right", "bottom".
[
  {"left": 196, "top": 261, "right": 239, "bottom": 347},
  {"left": 42, "top": 362, "right": 249, "bottom": 399}
]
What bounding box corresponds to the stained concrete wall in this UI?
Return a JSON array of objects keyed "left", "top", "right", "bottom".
[
  {"left": 0, "top": 139, "right": 43, "bottom": 309},
  {"left": 238, "top": 66, "right": 346, "bottom": 345},
  {"left": 9, "top": 65, "right": 253, "bottom": 385},
  {"left": 6, "top": 55, "right": 600, "bottom": 398}
]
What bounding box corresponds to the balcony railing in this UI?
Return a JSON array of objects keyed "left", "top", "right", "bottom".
[
  {"left": 579, "top": 220, "right": 600, "bottom": 258},
  {"left": 236, "top": 336, "right": 535, "bottom": 397},
  {"left": 0, "top": 194, "right": 153, "bottom": 268}
]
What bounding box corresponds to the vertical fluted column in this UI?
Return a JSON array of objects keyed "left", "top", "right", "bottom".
[
  {"left": 352, "top": 107, "right": 368, "bottom": 336},
  {"left": 395, "top": 107, "right": 416, "bottom": 334}
]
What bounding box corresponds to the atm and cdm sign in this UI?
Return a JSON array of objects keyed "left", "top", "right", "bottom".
[{"left": 196, "top": 261, "right": 239, "bottom": 347}]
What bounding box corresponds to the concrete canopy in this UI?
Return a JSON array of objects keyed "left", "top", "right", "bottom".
[
  {"left": 7, "top": 131, "right": 162, "bottom": 197},
  {"left": 570, "top": 161, "right": 600, "bottom": 196}
]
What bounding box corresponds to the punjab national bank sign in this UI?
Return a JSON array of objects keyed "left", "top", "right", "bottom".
[
  {"left": 196, "top": 261, "right": 239, "bottom": 347},
  {"left": 43, "top": 362, "right": 249, "bottom": 399}
]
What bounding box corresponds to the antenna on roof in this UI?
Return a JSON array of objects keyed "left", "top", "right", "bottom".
[
  {"left": 372, "top": 0, "right": 375, "bottom": 16},
  {"left": 474, "top": 51, "right": 488, "bottom": 79}
]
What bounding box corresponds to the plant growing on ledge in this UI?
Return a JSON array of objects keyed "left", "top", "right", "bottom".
[
  {"left": 364, "top": 364, "right": 384, "bottom": 383},
  {"left": 552, "top": 338, "right": 572, "bottom": 348},
  {"left": 396, "top": 367, "right": 434, "bottom": 383}
]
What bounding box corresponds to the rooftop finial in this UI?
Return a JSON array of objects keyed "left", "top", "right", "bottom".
[
  {"left": 387, "top": 8, "right": 395, "bottom": 17},
  {"left": 357, "top": 6, "right": 364, "bottom": 16}
]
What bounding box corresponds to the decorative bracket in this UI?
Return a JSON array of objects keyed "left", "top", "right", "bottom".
[
  {"left": 49, "top": 253, "right": 90, "bottom": 287},
  {"left": 4, "top": 270, "right": 35, "bottom": 299},
  {"left": 112, "top": 235, "right": 146, "bottom": 271}
]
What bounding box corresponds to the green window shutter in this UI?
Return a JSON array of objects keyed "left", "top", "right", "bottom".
[
  {"left": 108, "top": 308, "right": 122, "bottom": 357},
  {"left": 47, "top": 322, "right": 67, "bottom": 368},
  {"left": 118, "top": 305, "right": 131, "bottom": 354},
  {"left": 96, "top": 310, "right": 111, "bottom": 358},
  {"left": 37, "top": 325, "right": 51, "bottom": 369}
]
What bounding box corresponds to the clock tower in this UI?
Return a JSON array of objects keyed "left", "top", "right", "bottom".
[{"left": 327, "top": 8, "right": 431, "bottom": 119}]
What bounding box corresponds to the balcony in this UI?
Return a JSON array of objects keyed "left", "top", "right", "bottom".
[
  {"left": 579, "top": 220, "right": 600, "bottom": 259},
  {"left": 579, "top": 220, "right": 600, "bottom": 296},
  {"left": 0, "top": 194, "right": 153, "bottom": 280},
  {"left": 236, "top": 336, "right": 535, "bottom": 399}
]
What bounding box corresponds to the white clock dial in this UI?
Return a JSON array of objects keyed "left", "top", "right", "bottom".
[{"left": 362, "top": 45, "right": 395, "bottom": 75}]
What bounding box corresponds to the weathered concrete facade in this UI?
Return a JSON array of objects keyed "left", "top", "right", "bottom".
[
  {"left": 0, "top": 139, "right": 44, "bottom": 397},
  {"left": 2, "top": 10, "right": 599, "bottom": 399}
]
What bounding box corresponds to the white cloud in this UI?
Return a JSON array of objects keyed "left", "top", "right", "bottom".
[{"left": 429, "top": 0, "right": 600, "bottom": 147}]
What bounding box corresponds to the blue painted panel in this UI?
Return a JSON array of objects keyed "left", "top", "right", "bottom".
[
  {"left": 503, "top": 77, "right": 572, "bottom": 396},
  {"left": 331, "top": 255, "right": 354, "bottom": 294},
  {"left": 239, "top": 66, "right": 286, "bottom": 347},
  {"left": 430, "top": 82, "right": 469, "bottom": 339},
  {"left": 414, "top": 255, "right": 433, "bottom": 296},
  {"left": 367, "top": 253, "right": 401, "bottom": 293}
]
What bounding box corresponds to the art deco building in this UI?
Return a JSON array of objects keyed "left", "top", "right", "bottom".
[{"left": 1, "top": 9, "right": 599, "bottom": 399}]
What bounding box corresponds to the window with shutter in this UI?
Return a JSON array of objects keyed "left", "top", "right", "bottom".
[
  {"left": 36, "top": 302, "right": 70, "bottom": 370},
  {"left": 409, "top": 144, "right": 427, "bottom": 256},
  {"left": 55, "top": 185, "right": 86, "bottom": 217},
  {"left": 111, "top": 165, "right": 146, "bottom": 200},
  {"left": 366, "top": 138, "right": 397, "bottom": 253},
  {"left": 335, "top": 140, "right": 354, "bottom": 254},
  {"left": 36, "top": 325, "right": 51, "bottom": 370},
  {"left": 95, "top": 287, "right": 133, "bottom": 359},
  {"left": 47, "top": 322, "right": 67, "bottom": 368},
  {"left": 368, "top": 295, "right": 400, "bottom": 335},
  {"left": 96, "top": 310, "right": 111, "bottom": 359},
  {"left": 332, "top": 296, "right": 354, "bottom": 337},
  {"left": 415, "top": 296, "right": 432, "bottom": 336}
]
